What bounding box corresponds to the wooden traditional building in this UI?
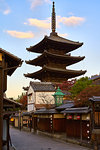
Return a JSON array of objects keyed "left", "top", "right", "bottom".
[
  {"left": 0, "top": 48, "right": 22, "bottom": 150},
  {"left": 3, "top": 97, "right": 22, "bottom": 150},
  {"left": 27, "top": 81, "right": 55, "bottom": 112},
  {"left": 24, "top": 2, "right": 86, "bottom": 83},
  {"left": 89, "top": 96, "right": 100, "bottom": 149},
  {"left": 33, "top": 108, "right": 66, "bottom": 134},
  {"left": 90, "top": 74, "right": 100, "bottom": 85},
  {"left": 32, "top": 105, "right": 92, "bottom": 144},
  {"left": 62, "top": 107, "right": 91, "bottom": 141}
]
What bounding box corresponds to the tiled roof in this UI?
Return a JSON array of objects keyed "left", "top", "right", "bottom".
[
  {"left": 26, "top": 50, "right": 85, "bottom": 67},
  {"left": 62, "top": 107, "right": 91, "bottom": 114},
  {"left": 24, "top": 66, "right": 86, "bottom": 80},
  {"left": 89, "top": 75, "right": 100, "bottom": 80},
  {"left": 30, "top": 81, "right": 55, "bottom": 92},
  {"left": 56, "top": 101, "right": 75, "bottom": 111},
  {"left": 89, "top": 96, "right": 100, "bottom": 102},
  {"left": 3, "top": 97, "right": 22, "bottom": 108},
  {"left": 34, "top": 108, "right": 58, "bottom": 114},
  {"left": 26, "top": 34, "right": 83, "bottom": 54}
]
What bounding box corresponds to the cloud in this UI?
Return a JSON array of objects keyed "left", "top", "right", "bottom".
[
  {"left": 3, "top": 8, "right": 11, "bottom": 15},
  {"left": 58, "top": 16, "right": 85, "bottom": 26},
  {"left": 6, "top": 30, "right": 34, "bottom": 39},
  {"left": 29, "top": 0, "right": 52, "bottom": 9},
  {"left": 25, "top": 15, "right": 85, "bottom": 30},
  {"left": 24, "top": 15, "right": 85, "bottom": 33},
  {"left": 44, "top": 0, "right": 52, "bottom": 4},
  {"left": 0, "top": 0, "right": 11, "bottom": 15},
  {"left": 29, "top": 0, "right": 43, "bottom": 9},
  {"left": 26, "top": 18, "right": 50, "bottom": 29},
  {"left": 58, "top": 33, "right": 68, "bottom": 38}
]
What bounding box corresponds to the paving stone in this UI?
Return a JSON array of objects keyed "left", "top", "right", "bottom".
[{"left": 10, "top": 127, "right": 92, "bottom": 150}]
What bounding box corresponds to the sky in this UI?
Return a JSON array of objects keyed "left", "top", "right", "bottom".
[{"left": 0, "top": 0, "right": 100, "bottom": 99}]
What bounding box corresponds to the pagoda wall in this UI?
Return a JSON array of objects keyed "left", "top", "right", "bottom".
[
  {"left": 47, "top": 61, "right": 66, "bottom": 69},
  {"left": 48, "top": 49, "right": 66, "bottom": 55},
  {"left": 41, "top": 74, "right": 68, "bottom": 83}
]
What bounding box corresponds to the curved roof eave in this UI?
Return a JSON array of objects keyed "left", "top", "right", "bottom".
[
  {"left": 24, "top": 66, "right": 87, "bottom": 79},
  {"left": 25, "top": 51, "right": 85, "bottom": 66},
  {"left": 26, "top": 35, "right": 83, "bottom": 53}
]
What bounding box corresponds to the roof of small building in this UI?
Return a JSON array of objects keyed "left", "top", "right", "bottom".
[
  {"left": 34, "top": 108, "right": 58, "bottom": 114},
  {"left": 56, "top": 101, "right": 75, "bottom": 111},
  {"left": 62, "top": 107, "right": 91, "bottom": 114},
  {"left": 30, "top": 81, "right": 55, "bottom": 92},
  {"left": 89, "top": 75, "right": 100, "bottom": 81},
  {"left": 22, "top": 111, "right": 32, "bottom": 116},
  {"left": 3, "top": 97, "right": 22, "bottom": 108},
  {"left": 89, "top": 96, "right": 100, "bottom": 102}
]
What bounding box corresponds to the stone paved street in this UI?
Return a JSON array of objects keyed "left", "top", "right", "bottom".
[{"left": 10, "top": 127, "right": 92, "bottom": 150}]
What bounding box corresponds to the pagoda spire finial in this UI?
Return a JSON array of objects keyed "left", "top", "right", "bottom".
[{"left": 52, "top": 1, "right": 56, "bottom": 33}]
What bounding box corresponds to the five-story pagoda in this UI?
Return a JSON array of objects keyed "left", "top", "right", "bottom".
[{"left": 24, "top": 2, "right": 86, "bottom": 83}]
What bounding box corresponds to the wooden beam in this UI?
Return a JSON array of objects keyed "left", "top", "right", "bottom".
[
  {"left": 3, "top": 104, "right": 14, "bottom": 108},
  {"left": 0, "top": 53, "right": 4, "bottom": 150}
]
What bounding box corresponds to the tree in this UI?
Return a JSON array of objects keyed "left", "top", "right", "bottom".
[
  {"left": 55, "top": 79, "right": 76, "bottom": 91},
  {"left": 70, "top": 77, "right": 92, "bottom": 98},
  {"left": 16, "top": 93, "right": 27, "bottom": 110},
  {"left": 75, "top": 85, "right": 100, "bottom": 106}
]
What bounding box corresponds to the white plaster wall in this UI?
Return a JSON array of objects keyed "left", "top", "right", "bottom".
[
  {"left": 27, "top": 85, "right": 35, "bottom": 112},
  {"left": 27, "top": 104, "right": 34, "bottom": 112},
  {"left": 35, "top": 92, "right": 55, "bottom": 104}
]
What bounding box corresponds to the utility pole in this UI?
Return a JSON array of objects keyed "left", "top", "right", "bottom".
[{"left": 0, "top": 53, "right": 4, "bottom": 150}]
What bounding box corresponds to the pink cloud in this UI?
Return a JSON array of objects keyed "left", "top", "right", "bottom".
[{"left": 6, "top": 30, "right": 34, "bottom": 39}]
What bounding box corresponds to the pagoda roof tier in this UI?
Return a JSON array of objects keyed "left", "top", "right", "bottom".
[
  {"left": 26, "top": 34, "right": 83, "bottom": 54},
  {"left": 24, "top": 66, "right": 86, "bottom": 81},
  {"left": 26, "top": 50, "right": 85, "bottom": 67}
]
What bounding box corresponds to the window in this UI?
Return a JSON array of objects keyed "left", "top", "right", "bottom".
[{"left": 28, "top": 93, "right": 32, "bottom": 102}]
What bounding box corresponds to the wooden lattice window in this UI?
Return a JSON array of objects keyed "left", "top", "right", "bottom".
[{"left": 94, "top": 112, "right": 100, "bottom": 128}]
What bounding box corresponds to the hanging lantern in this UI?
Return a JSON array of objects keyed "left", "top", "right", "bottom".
[
  {"left": 68, "top": 115, "right": 72, "bottom": 119},
  {"left": 77, "top": 115, "right": 80, "bottom": 120},
  {"left": 53, "top": 87, "right": 65, "bottom": 106},
  {"left": 10, "top": 117, "right": 14, "bottom": 122},
  {"left": 0, "top": 53, "right": 2, "bottom": 61}
]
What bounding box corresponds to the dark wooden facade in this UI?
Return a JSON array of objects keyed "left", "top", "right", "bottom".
[
  {"left": 63, "top": 107, "right": 91, "bottom": 141},
  {"left": 66, "top": 119, "right": 91, "bottom": 140},
  {"left": 32, "top": 109, "right": 66, "bottom": 134},
  {"left": 53, "top": 114, "right": 66, "bottom": 133},
  {"left": 89, "top": 96, "right": 100, "bottom": 149},
  {"left": 37, "top": 117, "right": 51, "bottom": 132},
  {"left": 31, "top": 106, "right": 92, "bottom": 144}
]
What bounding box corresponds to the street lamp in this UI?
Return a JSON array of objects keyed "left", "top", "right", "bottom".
[{"left": 53, "top": 87, "right": 65, "bottom": 106}]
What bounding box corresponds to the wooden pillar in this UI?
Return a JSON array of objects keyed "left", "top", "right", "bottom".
[
  {"left": 0, "top": 53, "right": 4, "bottom": 150},
  {"left": 80, "top": 114, "right": 82, "bottom": 141},
  {"left": 7, "top": 117, "right": 9, "bottom": 150},
  {"left": 92, "top": 102, "right": 95, "bottom": 129},
  {"left": 51, "top": 114, "right": 54, "bottom": 134}
]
